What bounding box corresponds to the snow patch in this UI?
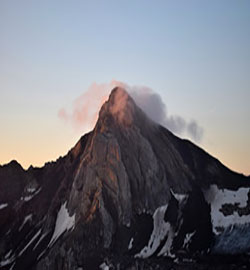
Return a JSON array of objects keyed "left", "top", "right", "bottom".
[
  {"left": 125, "top": 221, "right": 131, "bottom": 228},
  {"left": 19, "top": 214, "right": 32, "bottom": 231},
  {"left": 4, "top": 250, "right": 12, "bottom": 259},
  {"left": 183, "top": 231, "right": 196, "bottom": 249},
  {"left": 0, "top": 249, "right": 15, "bottom": 267},
  {"left": 0, "top": 255, "right": 15, "bottom": 267},
  {"left": 135, "top": 204, "right": 174, "bottom": 258},
  {"left": 204, "top": 185, "right": 250, "bottom": 235},
  {"left": 213, "top": 223, "right": 250, "bottom": 254},
  {"left": 19, "top": 229, "right": 41, "bottom": 256},
  {"left": 171, "top": 189, "right": 188, "bottom": 203},
  {"left": 128, "top": 237, "right": 134, "bottom": 250},
  {"left": 27, "top": 187, "right": 36, "bottom": 193},
  {"left": 10, "top": 262, "right": 16, "bottom": 270},
  {"left": 48, "top": 202, "right": 75, "bottom": 247},
  {"left": 37, "top": 249, "right": 46, "bottom": 260},
  {"left": 157, "top": 225, "right": 175, "bottom": 257},
  {"left": 0, "top": 203, "right": 8, "bottom": 210},
  {"left": 33, "top": 232, "right": 49, "bottom": 250},
  {"left": 21, "top": 188, "right": 41, "bottom": 202},
  {"left": 99, "top": 262, "right": 109, "bottom": 270}
]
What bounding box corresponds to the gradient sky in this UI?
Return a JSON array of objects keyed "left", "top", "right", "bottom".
[{"left": 0, "top": 0, "right": 249, "bottom": 175}]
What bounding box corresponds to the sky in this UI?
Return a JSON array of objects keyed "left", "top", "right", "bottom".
[{"left": 0, "top": 0, "right": 249, "bottom": 175}]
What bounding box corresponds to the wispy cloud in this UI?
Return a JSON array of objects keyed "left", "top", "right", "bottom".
[
  {"left": 58, "top": 80, "right": 121, "bottom": 132},
  {"left": 58, "top": 80, "right": 204, "bottom": 142},
  {"left": 128, "top": 85, "right": 204, "bottom": 142}
]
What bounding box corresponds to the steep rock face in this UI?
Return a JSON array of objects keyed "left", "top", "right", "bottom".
[
  {"left": 0, "top": 133, "right": 91, "bottom": 270},
  {"left": 0, "top": 87, "right": 250, "bottom": 270}
]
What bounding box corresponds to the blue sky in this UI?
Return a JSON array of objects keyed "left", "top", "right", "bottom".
[{"left": 0, "top": 0, "right": 249, "bottom": 174}]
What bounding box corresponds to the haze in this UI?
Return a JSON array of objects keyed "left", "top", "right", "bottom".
[{"left": 0, "top": 0, "right": 249, "bottom": 175}]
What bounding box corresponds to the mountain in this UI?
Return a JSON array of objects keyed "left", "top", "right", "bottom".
[{"left": 0, "top": 87, "right": 250, "bottom": 270}]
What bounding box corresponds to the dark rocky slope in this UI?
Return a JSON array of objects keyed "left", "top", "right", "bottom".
[{"left": 0, "top": 88, "right": 249, "bottom": 270}]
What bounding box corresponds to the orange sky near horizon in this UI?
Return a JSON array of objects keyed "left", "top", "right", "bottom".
[
  {"left": 0, "top": 89, "right": 249, "bottom": 176},
  {"left": 1, "top": 1, "right": 249, "bottom": 176}
]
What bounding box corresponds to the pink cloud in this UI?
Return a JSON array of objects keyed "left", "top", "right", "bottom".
[
  {"left": 58, "top": 80, "right": 204, "bottom": 142},
  {"left": 58, "top": 80, "right": 124, "bottom": 133}
]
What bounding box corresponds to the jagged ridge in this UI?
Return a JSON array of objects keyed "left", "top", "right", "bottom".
[{"left": 0, "top": 88, "right": 250, "bottom": 270}]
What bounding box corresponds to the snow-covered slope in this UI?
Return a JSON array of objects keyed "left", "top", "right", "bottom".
[
  {"left": 204, "top": 185, "right": 250, "bottom": 235},
  {"left": 48, "top": 202, "right": 75, "bottom": 247}
]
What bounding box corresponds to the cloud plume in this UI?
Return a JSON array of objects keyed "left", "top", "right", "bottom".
[
  {"left": 128, "top": 86, "right": 204, "bottom": 142},
  {"left": 58, "top": 80, "right": 204, "bottom": 142},
  {"left": 58, "top": 80, "right": 121, "bottom": 132}
]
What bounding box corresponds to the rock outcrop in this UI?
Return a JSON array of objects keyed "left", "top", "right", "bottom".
[{"left": 0, "top": 88, "right": 250, "bottom": 270}]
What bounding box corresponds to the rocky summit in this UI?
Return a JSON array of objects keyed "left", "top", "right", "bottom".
[{"left": 0, "top": 87, "right": 250, "bottom": 270}]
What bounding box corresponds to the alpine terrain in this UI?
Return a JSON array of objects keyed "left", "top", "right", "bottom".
[{"left": 0, "top": 87, "right": 250, "bottom": 270}]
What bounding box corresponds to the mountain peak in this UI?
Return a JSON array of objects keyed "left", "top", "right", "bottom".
[
  {"left": 108, "top": 86, "right": 132, "bottom": 110},
  {"left": 98, "top": 87, "right": 138, "bottom": 127},
  {"left": 1, "top": 87, "right": 250, "bottom": 270},
  {"left": 109, "top": 86, "right": 129, "bottom": 100}
]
